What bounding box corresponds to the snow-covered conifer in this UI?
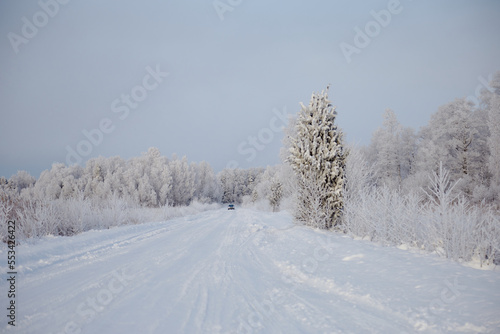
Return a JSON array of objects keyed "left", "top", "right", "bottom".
[{"left": 287, "top": 87, "right": 347, "bottom": 229}]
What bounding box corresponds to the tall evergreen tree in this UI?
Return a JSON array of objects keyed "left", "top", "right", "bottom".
[{"left": 287, "top": 87, "right": 347, "bottom": 229}]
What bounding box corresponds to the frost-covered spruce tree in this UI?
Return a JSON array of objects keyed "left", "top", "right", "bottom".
[{"left": 287, "top": 87, "right": 347, "bottom": 229}]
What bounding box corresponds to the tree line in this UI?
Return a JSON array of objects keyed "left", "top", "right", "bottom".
[
  {"left": 1, "top": 73, "right": 499, "bottom": 265},
  {"left": 363, "top": 72, "right": 500, "bottom": 206}
]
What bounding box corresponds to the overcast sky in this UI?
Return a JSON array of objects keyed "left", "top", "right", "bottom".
[{"left": 1, "top": 0, "right": 499, "bottom": 178}]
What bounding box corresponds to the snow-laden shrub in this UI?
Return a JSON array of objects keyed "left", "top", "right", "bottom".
[
  {"left": 344, "top": 160, "right": 500, "bottom": 266},
  {"left": 15, "top": 198, "right": 62, "bottom": 238},
  {"left": 5, "top": 193, "right": 220, "bottom": 242},
  {"left": 343, "top": 187, "right": 423, "bottom": 246},
  {"left": 0, "top": 197, "right": 14, "bottom": 243}
]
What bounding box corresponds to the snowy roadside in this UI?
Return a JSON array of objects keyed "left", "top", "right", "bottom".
[{"left": 1, "top": 208, "right": 499, "bottom": 333}]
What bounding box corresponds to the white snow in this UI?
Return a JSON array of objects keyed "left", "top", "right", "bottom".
[{"left": 2, "top": 208, "right": 499, "bottom": 333}]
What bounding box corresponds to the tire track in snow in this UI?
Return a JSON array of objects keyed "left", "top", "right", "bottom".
[
  {"left": 73, "top": 210, "right": 234, "bottom": 334},
  {"left": 237, "top": 218, "right": 419, "bottom": 333},
  {"left": 13, "top": 210, "right": 224, "bottom": 332},
  {"left": 17, "top": 218, "right": 189, "bottom": 284},
  {"left": 157, "top": 210, "right": 238, "bottom": 333},
  {"left": 273, "top": 261, "right": 435, "bottom": 333},
  {"left": 11, "top": 208, "right": 499, "bottom": 333}
]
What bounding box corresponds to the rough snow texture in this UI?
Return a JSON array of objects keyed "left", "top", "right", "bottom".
[{"left": 2, "top": 209, "right": 499, "bottom": 333}]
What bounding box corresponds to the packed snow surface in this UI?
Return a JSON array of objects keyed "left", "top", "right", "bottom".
[{"left": 2, "top": 208, "right": 499, "bottom": 333}]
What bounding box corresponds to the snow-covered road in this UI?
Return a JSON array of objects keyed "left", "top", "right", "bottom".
[{"left": 2, "top": 208, "right": 500, "bottom": 333}]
